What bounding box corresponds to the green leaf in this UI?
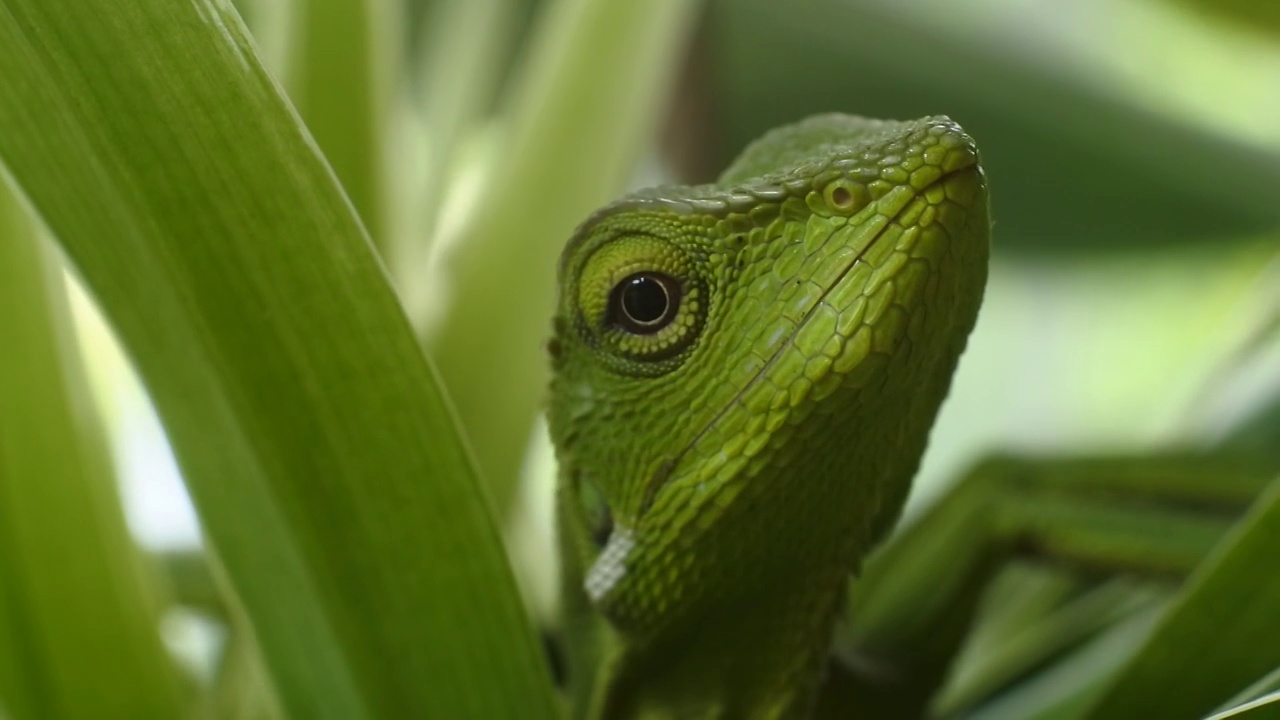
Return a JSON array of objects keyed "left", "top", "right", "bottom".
[
  {"left": 413, "top": 0, "right": 511, "bottom": 230},
  {"left": 283, "top": 0, "right": 394, "bottom": 251},
  {"left": 392, "top": 0, "right": 515, "bottom": 319},
  {"left": 965, "top": 605, "right": 1165, "bottom": 720},
  {"left": 0, "top": 185, "right": 185, "bottom": 719},
  {"left": 1169, "top": 0, "right": 1280, "bottom": 36},
  {"left": 708, "top": 0, "right": 1280, "bottom": 250},
  {"left": 423, "top": 0, "right": 700, "bottom": 511},
  {"left": 1209, "top": 666, "right": 1280, "bottom": 720},
  {"left": 0, "top": 1, "right": 556, "bottom": 718},
  {"left": 1085, "top": 477, "right": 1280, "bottom": 718}
]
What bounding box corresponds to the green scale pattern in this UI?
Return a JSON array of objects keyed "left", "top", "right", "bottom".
[{"left": 549, "top": 115, "right": 991, "bottom": 718}]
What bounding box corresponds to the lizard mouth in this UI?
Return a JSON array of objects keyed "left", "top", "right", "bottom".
[{"left": 638, "top": 160, "right": 981, "bottom": 516}]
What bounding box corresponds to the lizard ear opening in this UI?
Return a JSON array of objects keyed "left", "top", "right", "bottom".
[{"left": 577, "top": 476, "right": 614, "bottom": 548}]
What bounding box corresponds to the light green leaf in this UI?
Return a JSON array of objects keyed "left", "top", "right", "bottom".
[
  {"left": 1085, "top": 477, "right": 1280, "bottom": 718},
  {"left": 423, "top": 0, "right": 700, "bottom": 511},
  {"left": 1208, "top": 666, "right": 1280, "bottom": 720},
  {"left": 0, "top": 185, "right": 184, "bottom": 719},
  {"left": 966, "top": 605, "right": 1165, "bottom": 720},
  {"left": 0, "top": 1, "right": 556, "bottom": 718},
  {"left": 283, "top": 0, "right": 395, "bottom": 251},
  {"left": 709, "top": 0, "right": 1280, "bottom": 250},
  {"left": 1170, "top": 0, "right": 1280, "bottom": 35}
]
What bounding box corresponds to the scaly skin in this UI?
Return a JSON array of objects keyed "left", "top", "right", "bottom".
[{"left": 548, "top": 114, "right": 990, "bottom": 718}]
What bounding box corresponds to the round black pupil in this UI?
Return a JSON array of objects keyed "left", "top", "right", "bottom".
[{"left": 621, "top": 275, "right": 669, "bottom": 325}]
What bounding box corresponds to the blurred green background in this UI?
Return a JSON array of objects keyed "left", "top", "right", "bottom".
[{"left": 1, "top": 0, "right": 1278, "bottom": 718}]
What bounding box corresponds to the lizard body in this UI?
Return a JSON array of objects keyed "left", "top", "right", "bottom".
[{"left": 548, "top": 114, "right": 990, "bottom": 718}]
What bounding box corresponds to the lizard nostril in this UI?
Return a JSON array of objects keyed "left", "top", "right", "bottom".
[{"left": 823, "top": 179, "right": 868, "bottom": 214}]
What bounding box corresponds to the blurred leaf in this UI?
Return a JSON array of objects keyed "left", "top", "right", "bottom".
[
  {"left": 707, "top": 0, "right": 1280, "bottom": 250},
  {"left": 1208, "top": 666, "right": 1280, "bottom": 720},
  {"left": 939, "top": 574, "right": 1161, "bottom": 716},
  {"left": 1192, "top": 255, "right": 1280, "bottom": 450},
  {"left": 284, "top": 0, "right": 395, "bottom": 250},
  {"left": 966, "top": 604, "right": 1165, "bottom": 720},
  {"left": 0, "top": 186, "right": 184, "bottom": 718},
  {"left": 1084, "top": 477, "right": 1280, "bottom": 718},
  {"left": 1171, "top": 0, "right": 1280, "bottom": 35},
  {"left": 392, "top": 0, "right": 514, "bottom": 320},
  {"left": 424, "top": 0, "right": 701, "bottom": 511},
  {"left": 0, "top": 1, "right": 556, "bottom": 718},
  {"left": 199, "top": 605, "right": 286, "bottom": 720},
  {"left": 231, "top": 0, "right": 294, "bottom": 75},
  {"left": 160, "top": 549, "right": 225, "bottom": 620}
]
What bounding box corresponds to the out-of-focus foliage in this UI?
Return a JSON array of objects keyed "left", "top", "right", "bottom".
[
  {"left": 708, "top": 0, "right": 1280, "bottom": 250},
  {"left": 0, "top": 175, "right": 184, "bottom": 720},
  {"left": 0, "top": 1, "right": 558, "bottom": 718},
  {"left": 0, "top": 0, "right": 1277, "bottom": 717}
]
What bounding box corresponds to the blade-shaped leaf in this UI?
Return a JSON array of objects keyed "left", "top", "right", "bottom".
[
  {"left": 1208, "top": 666, "right": 1280, "bottom": 720},
  {"left": 423, "top": 0, "right": 700, "bottom": 511},
  {"left": 0, "top": 1, "right": 556, "bottom": 718},
  {"left": 0, "top": 185, "right": 185, "bottom": 719},
  {"left": 283, "top": 0, "right": 394, "bottom": 251},
  {"left": 1085, "top": 477, "right": 1280, "bottom": 718},
  {"left": 709, "top": 0, "right": 1280, "bottom": 249}
]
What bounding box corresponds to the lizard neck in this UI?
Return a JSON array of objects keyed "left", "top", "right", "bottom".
[{"left": 595, "top": 567, "right": 848, "bottom": 719}]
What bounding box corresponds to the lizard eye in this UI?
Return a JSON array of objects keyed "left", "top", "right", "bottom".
[
  {"left": 610, "top": 272, "right": 681, "bottom": 334},
  {"left": 572, "top": 234, "right": 705, "bottom": 371}
]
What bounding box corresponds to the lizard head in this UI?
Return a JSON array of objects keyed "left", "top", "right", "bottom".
[{"left": 547, "top": 115, "right": 990, "bottom": 637}]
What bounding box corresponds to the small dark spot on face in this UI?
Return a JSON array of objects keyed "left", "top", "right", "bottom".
[
  {"left": 545, "top": 337, "right": 561, "bottom": 359},
  {"left": 590, "top": 511, "right": 614, "bottom": 548},
  {"left": 578, "top": 475, "right": 614, "bottom": 548}
]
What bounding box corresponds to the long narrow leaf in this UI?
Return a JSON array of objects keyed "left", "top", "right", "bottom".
[
  {"left": 423, "top": 0, "right": 700, "bottom": 510},
  {"left": 0, "top": 186, "right": 185, "bottom": 719},
  {"left": 0, "top": 2, "right": 556, "bottom": 718},
  {"left": 1085, "top": 477, "right": 1280, "bottom": 718},
  {"left": 284, "top": 0, "right": 394, "bottom": 250},
  {"left": 393, "top": 0, "right": 514, "bottom": 323},
  {"left": 711, "top": 0, "right": 1280, "bottom": 248},
  {"left": 1209, "top": 666, "right": 1280, "bottom": 720}
]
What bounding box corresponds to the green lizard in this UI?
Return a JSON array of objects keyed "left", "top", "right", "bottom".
[{"left": 547, "top": 114, "right": 990, "bottom": 718}]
